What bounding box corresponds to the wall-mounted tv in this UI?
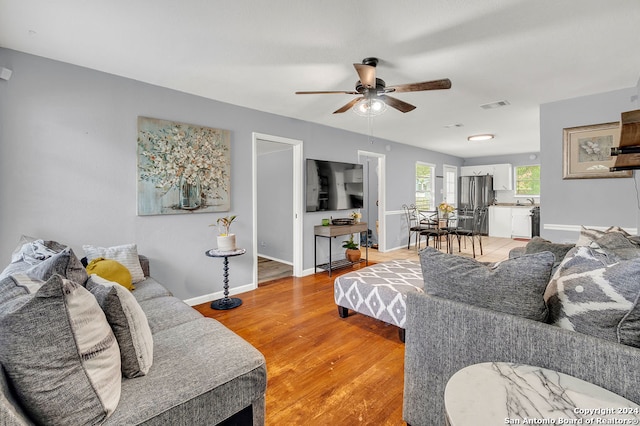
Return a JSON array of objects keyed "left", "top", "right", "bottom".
[{"left": 306, "top": 159, "right": 364, "bottom": 212}]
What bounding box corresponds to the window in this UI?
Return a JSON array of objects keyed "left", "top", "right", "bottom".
[
  {"left": 443, "top": 165, "right": 457, "bottom": 206},
  {"left": 415, "top": 162, "right": 435, "bottom": 209},
  {"left": 515, "top": 165, "right": 540, "bottom": 196}
]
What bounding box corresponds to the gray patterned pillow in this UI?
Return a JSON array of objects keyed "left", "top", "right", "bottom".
[
  {"left": 420, "top": 247, "right": 555, "bottom": 322},
  {"left": 26, "top": 247, "right": 88, "bottom": 285},
  {"left": 0, "top": 274, "right": 121, "bottom": 425},
  {"left": 87, "top": 274, "right": 154, "bottom": 378},
  {"left": 544, "top": 246, "right": 640, "bottom": 347}
]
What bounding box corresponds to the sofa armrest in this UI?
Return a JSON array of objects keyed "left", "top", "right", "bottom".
[
  {"left": 403, "top": 292, "right": 640, "bottom": 426},
  {"left": 509, "top": 246, "right": 525, "bottom": 258}
]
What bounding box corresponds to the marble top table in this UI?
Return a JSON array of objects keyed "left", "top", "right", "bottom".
[{"left": 445, "top": 362, "right": 640, "bottom": 425}]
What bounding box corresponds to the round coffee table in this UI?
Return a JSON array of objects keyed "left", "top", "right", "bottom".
[
  {"left": 205, "top": 248, "right": 246, "bottom": 310},
  {"left": 445, "top": 362, "right": 640, "bottom": 425}
]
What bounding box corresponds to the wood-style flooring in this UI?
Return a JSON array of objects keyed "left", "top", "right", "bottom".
[{"left": 194, "top": 236, "right": 526, "bottom": 425}]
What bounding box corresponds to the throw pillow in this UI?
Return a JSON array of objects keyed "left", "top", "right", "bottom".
[
  {"left": 26, "top": 247, "right": 88, "bottom": 285},
  {"left": 576, "top": 225, "right": 634, "bottom": 246},
  {"left": 1, "top": 236, "right": 67, "bottom": 280},
  {"left": 0, "top": 274, "right": 121, "bottom": 425},
  {"left": 87, "top": 274, "right": 154, "bottom": 378},
  {"left": 524, "top": 236, "right": 575, "bottom": 265},
  {"left": 86, "top": 257, "right": 134, "bottom": 290},
  {"left": 590, "top": 232, "right": 640, "bottom": 261},
  {"left": 83, "top": 243, "right": 146, "bottom": 283},
  {"left": 544, "top": 246, "right": 640, "bottom": 347},
  {"left": 420, "top": 247, "right": 555, "bottom": 322}
]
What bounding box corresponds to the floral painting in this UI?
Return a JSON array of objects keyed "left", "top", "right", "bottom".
[
  {"left": 562, "top": 122, "right": 632, "bottom": 179},
  {"left": 137, "top": 117, "right": 231, "bottom": 215}
]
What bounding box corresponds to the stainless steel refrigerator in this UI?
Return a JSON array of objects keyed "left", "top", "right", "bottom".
[{"left": 457, "top": 175, "right": 494, "bottom": 234}]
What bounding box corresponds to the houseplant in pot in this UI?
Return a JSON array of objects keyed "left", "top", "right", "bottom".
[
  {"left": 211, "top": 215, "right": 237, "bottom": 251},
  {"left": 342, "top": 233, "right": 361, "bottom": 262}
]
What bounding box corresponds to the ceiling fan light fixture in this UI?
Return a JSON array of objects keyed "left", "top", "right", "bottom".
[
  {"left": 468, "top": 134, "right": 494, "bottom": 141},
  {"left": 353, "top": 98, "right": 387, "bottom": 117}
]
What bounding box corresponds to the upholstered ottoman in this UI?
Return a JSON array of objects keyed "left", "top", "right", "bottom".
[{"left": 333, "top": 260, "right": 424, "bottom": 342}]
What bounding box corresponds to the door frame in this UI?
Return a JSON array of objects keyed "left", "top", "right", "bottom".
[
  {"left": 252, "top": 133, "right": 303, "bottom": 286},
  {"left": 357, "top": 150, "right": 386, "bottom": 252}
]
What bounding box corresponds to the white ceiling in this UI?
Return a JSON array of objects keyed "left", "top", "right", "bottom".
[{"left": 2, "top": 0, "right": 640, "bottom": 158}]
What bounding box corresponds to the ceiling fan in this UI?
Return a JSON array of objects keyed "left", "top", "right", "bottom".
[{"left": 295, "top": 57, "right": 451, "bottom": 114}]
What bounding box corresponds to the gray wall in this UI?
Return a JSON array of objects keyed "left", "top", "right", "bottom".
[
  {"left": 257, "top": 147, "right": 293, "bottom": 263},
  {"left": 540, "top": 86, "right": 639, "bottom": 242},
  {"left": 0, "top": 48, "right": 462, "bottom": 301}
]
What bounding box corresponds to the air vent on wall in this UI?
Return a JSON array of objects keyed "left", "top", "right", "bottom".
[{"left": 480, "top": 100, "right": 510, "bottom": 110}]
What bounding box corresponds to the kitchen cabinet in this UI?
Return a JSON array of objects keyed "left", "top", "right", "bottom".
[
  {"left": 511, "top": 207, "right": 532, "bottom": 238},
  {"left": 489, "top": 205, "right": 533, "bottom": 238},
  {"left": 488, "top": 206, "right": 512, "bottom": 238},
  {"left": 460, "top": 163, "right": 513, "bottom": 190},
  {"left": 492, "top": 164, "right": 513, "bottom": 190}
]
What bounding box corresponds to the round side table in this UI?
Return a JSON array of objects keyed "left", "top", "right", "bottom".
[{"left": 205, "top": 248, "right": 246, "bottom": 310}]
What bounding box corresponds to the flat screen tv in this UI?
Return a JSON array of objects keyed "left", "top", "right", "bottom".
[{"left": 306, "top": 159, "right": 363, "bottom": 212}]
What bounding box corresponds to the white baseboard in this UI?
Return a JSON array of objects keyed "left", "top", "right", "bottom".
[
  {"left": 257, "top": 253, "right": 293, "bottom": 266},
  {"left": 183, "top": 282, "right": 256, "bottom": 307}
]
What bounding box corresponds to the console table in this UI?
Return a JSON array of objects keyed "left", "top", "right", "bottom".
[
  {"left": 444, "top": 362, "right": 640, "bottom": 425},
  {"left": 314, "top": 222, "right": 368, "bottom": 276}
]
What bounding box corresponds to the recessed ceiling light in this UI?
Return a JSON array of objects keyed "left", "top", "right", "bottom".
[{"left": 468, "top": 134, "right": 494, "bottom": 141}]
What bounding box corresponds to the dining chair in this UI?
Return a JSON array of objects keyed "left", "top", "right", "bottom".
[
  {"left": 417, "top": 208, "right": 449, "bottom": 251},
  {"left": 451, "top": 207, "right": 488, "bottom": 258},
  {"left": 402, "top": 204, "right": 432, "bottom": 249}
]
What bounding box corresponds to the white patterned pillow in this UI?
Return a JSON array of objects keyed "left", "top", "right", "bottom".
[
  {"left": 0, "top": 274, "right": 121, "bottom": 424},
  {"left": 87, "top": 274, "right": 154, "bottom": 378},
  {"left": 544, "top": 246, "right": 640, "bottom": 347},
  {"left": 83, "top": 243, "right": 145, "bottom": 283}
]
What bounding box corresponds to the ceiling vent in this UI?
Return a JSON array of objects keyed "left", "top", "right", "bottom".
[{"left": 480, "top": 100, "right": 510, "bottom": 110}]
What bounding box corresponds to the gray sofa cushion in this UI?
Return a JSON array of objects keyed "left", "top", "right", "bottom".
[
  {"left": 26, "top": 247, "right": 88, "bottom": 285},
  {"left": 102, "top": 317, "right": 267, "bottom": 425},
  {"left": 0, "top": 274, "right": 121, "bottom": 425},
  {"left": 420, "top": 247, "right": 555, "bottom": 322},
  {"left": 544, "top": 246, "right": 640, "bottom": 347},
  {"left": 133, "top": 278, "right": 173, "bottom": 302},
  {"left": 87, "top": 275, "right": 154, "bottom": 378},
  {"left": 138, "top": 295, "right": 204, "bottom": 334}
]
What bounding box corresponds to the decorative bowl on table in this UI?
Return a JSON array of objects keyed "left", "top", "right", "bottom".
[{"left": 332, "top": 218, "right": 354, "bottom": 226}]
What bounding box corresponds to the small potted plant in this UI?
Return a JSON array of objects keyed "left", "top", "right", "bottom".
[
  {"left": 342, "top": 233, "right": 361, "bottom": 263},
  {"left": 211, "top": 215, "right": 237, "bottom": 251}
]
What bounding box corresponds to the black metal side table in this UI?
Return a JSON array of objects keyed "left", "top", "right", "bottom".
[{"left": 205, "top": 248, "right": 246, "bottom": 310}]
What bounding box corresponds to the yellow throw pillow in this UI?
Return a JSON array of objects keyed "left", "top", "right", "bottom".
[{"left": 86, "top": 257, "right": 134, "bottom": 291}]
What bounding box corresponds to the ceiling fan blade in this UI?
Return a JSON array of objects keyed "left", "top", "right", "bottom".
[
  {"left": 353, "top": 63, "right": 376, "bottom": 88},
  {"left": 333, "top": 97, "right": 364, "bottom": 114},
  {"left": 295, "top": 90, "right": 359, "bottom": 95},
  {"left": 387, "top": 78, "right": 452, "bottom": 93},
  {"left": 379, "top": 95, "right": 416, "bottom": 113}
]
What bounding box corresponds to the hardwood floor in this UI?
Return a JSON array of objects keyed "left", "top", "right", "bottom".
[{"left": 194, "top": 236, "right": 526, "bottom": 425}]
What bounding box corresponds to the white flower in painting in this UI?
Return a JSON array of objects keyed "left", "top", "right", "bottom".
[{"left": 138, "top": 123, "right": 230, "bottom": 202}]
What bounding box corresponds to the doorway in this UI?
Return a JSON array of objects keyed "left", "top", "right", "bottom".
[
  {"left": 358, "top": 151, "right": 386, "bottom": 252},
  {"left": 252, "top": 133, "right": 303, "bottom": 286}
]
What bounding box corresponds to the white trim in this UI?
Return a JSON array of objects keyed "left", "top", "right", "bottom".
[
  {"left": 442, "top": 164, "right": 458, "bottom": 206},
  {"left": 252, "top": 133, "right": 304, "bottom": 290},
  {"left": 256, "top": 253, "right": 293, "bottom": 266},
  {"left": 358, "top": 150, "right": 386, "bottom": 252},
  {"left": 183, "top": 283, "right": 256, "bottom": 307},
  {"left": 386, "top": 209, "right": 405, "bottom": 216},
  {"left": 544, "top": 223, "right": 638, "bottom": 234}
]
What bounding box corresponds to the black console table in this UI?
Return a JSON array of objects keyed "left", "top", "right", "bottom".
[
  {"left": 314, "top": 222, "right": 368, "bottom": 276},
  {"left": 205, "top": 248, "right": 246, "bottom": 310}
]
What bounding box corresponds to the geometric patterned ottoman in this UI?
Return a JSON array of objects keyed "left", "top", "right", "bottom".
[{"left": 333, "top": 259, "right": 424, "bottom": 342}]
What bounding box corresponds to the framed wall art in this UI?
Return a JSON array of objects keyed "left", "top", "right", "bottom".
[
  {"left": 562, "top": 121, "right": 632, "bottom": 179},
  {"left": 137, "top": 117, "right": 231, "bottom": 215}
]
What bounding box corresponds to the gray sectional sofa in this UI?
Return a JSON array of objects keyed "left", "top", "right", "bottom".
[
  {"left": 403, "top": 231, "right": 640, "bottom": 426},
  {"left": 0, "top": 241, "right": 266, "bottom": 425}
]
